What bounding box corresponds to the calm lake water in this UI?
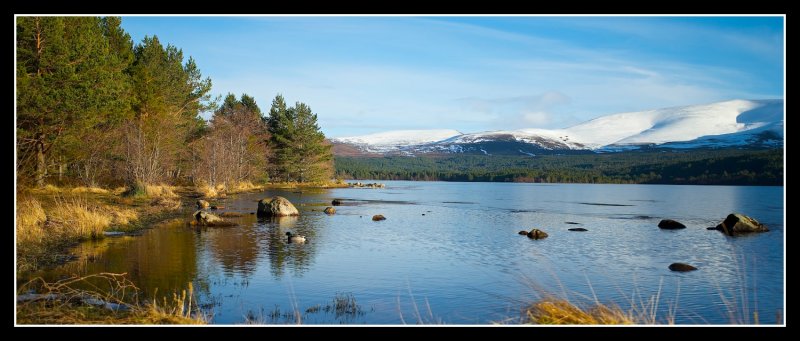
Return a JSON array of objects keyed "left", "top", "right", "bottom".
[{"left": 30, "top": 182, "right": 784, "bottom": 324}]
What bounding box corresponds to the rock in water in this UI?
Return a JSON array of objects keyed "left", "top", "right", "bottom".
[
  {"left": 518, "top": 230, "right": 529, "bottom": 235},
  {"left": 193, "top": 210, "right": 236, "bottom": 226},
  {"left": 196, "top": 199, "right": 210, "bottom": 209},
  {"left": 568, "top": 228, "right": 588, "bottom": 232},
  {"left": 715, "top": 213, "right": 768, "bottom": 236},
  {"left": 324, "top": 207, "right": 336, "bottom": 215},
  {"left": 257, "top": 196, "right": 300, "bottom": 217},
  {"left": 527, "top": 229, "right": 548, "bottom": 240},
  {"left": 668, "top": 263, "right": 698, "bottom": 272},
  {"left": 332, "top": 199, "right": 343, "bottom": 206},
  {"left": 658, "top": 219, "right": 686, "bottom": 229},
  {"left": 372, "top": 214, "right": 386, "bottom": 221}
]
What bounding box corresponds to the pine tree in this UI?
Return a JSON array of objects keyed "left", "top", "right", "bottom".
[
  {"left": 266, "top": 95, "right": 332, "bottom": 183},
  {"left": 17, "top": 16, "right": 131, "bottom": 187},
  {"left": 267, "top": 94, "right": 292, "bottom": 181},
  {"left": 124, "top": 35, "right": 212, "bottom": 187},
  {"left": 289, "top": 102, "right": 333, "bottom": 183}
]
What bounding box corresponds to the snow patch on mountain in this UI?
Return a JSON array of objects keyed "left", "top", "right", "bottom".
[
  {"left": 331, "top": 129, "right": 462, "bottom": 152},
  {"left": 331, "top": 99, "right": 783, "bottom": 154}
]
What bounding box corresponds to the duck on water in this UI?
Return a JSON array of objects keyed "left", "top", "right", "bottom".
[{"left": 286, "top": 231, "right": 306, "bottom": 243}]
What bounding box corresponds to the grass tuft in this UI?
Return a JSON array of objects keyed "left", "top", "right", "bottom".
[
  {"left": 17, "top": 193, "right": 139, "bottom": 273},
  {"left": 196, "top": 183, "right": 219, "bottom": 198},
  {"left": 144, "top": 184, "right": 179, "bottom": 199},
  {"left": 524, "top": 298, "right": 635, "bottom": 325},
  {"left": 70, "top": 186, "right": 110, "bottom": 194}
]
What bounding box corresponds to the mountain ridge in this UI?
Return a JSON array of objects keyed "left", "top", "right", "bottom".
[{"left": 331, "top": 99, "right": 784, "bottom": 156}]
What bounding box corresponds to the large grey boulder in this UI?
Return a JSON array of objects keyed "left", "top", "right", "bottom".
[
  {"left": 257, "top": 196, "right": 300, "bottom": 217},
  {"left": 715, "top": 213, "right": 768, "bottom": 236}
]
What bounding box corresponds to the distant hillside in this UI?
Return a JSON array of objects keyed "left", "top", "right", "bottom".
[{"left": 334, "top": 148, "right": 783, "bottom": 186}]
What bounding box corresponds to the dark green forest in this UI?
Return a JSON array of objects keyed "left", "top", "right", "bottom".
[
  {"left": 16, "top": 17, "right": 333, "bottom": 189},
  {"left": 334, "top": 148, "right": 783, "bottom": 185}
]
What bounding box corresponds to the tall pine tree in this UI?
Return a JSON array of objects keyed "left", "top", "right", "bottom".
[
  {"left": 266, "top": 94, "right": 332, "bottom": 183},
  {"left": 17, "top": 16, "right": 132, "bottom": 187},
  {"left": 124, "top": 35, "right": 212, "bottom": 187}
]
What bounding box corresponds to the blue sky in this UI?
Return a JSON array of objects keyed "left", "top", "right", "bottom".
[{"left": 121, "top": 16, "right": 784, "bottom": 138}]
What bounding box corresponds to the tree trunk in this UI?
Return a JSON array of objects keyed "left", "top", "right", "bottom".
[{"left": 35, "top": 135, "right": 45, "bottom": 188}]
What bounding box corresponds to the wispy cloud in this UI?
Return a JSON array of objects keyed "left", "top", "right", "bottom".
[{"left": 122, "top": 16, "right": 784, "bottom": 137}]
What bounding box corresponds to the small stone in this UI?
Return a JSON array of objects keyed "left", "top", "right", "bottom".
[
  {"left": 669, "top": 263, "right": 698, "bottom": 272},
  {"left": 658, "top": 219, "right": 686, "bottom": 229},
  {"left": 527, "top": 229, "right": 548, "bottom": 240}
]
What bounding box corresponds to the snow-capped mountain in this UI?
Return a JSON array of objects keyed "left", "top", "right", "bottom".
[
  {"left": 331, "top": 99, "right": 784, "bottom": 156},
  {"left": 332, "top": 129, "right": 462, "bottom": 153}
]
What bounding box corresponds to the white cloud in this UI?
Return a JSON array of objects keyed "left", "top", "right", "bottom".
[{"left": 522, "top": 111, "right": 551, "bottom": 125}]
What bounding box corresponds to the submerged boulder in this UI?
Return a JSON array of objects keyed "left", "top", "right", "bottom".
[
  {"left": 323, "top": 207, "right": 336, "bottom": 215},
  {"left": 372, "top": 214, "right": 386, "bottom": 221},
  {"left": 518, "top": 230, "right": 529, "bottom": 235},
  {"left": 332, "top": 199, "right": 343, "bottom": 206},
  {"left": 715, "top": 213, "right": 768, "bottom": 236},
  {"left": 568, "top": 228, "right": 588, "bottom": 232},
  {"left": 668, "top": 263, "right": 698, "bottom": 272},
  {"left": 193, "top": 210, "right": 236, "bottom": 226},
  {"left": 257, "top": 196, "right": 299, "bottom": 217},
  {"left": 658, "top": 219, "right": 686, "bottom": 229},
  {"left": 527, "top": 229, "right": 548, "bottom": 240}
]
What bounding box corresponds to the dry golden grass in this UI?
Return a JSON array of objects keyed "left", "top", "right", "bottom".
[
  {"left": 144, "top": 184, "right": 179, "bottom": 199},
  {"left": 17, "top": 192, "right": 139, "bottom": 273},
  {"left": 196, "top": 183, "right": 219, "bottom": 198},
  {"left": 149, "top": 197, "right": 182, "bottom": 210},
  {"left": 16, "top": 196, "right": 47, "bottom": 256},
  {"left": 70, "top": 186, "right": 110, "bottom": 194},
  {"left": 48, "top": 196, "right": 112, "bottom": 239},
  {"left": 227, "top": 181, "right": 263, "bottom": 194},
  {"left": 105, "top": 206, "right": 139, "bottom": 225},
  {"left": 267, "top": 181, "right": 349, "bottom": 189},
  {"left": 525, "top": 298, "right": 636, "bottom": 325}
]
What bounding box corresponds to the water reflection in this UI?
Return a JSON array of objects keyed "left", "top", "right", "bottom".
[
  {"left": 30, "top": 219, "right": 200, "bottom": 299},
  {"left": 203, "top": 216, "right": 263, "bottom": 277},
  {"left": 260, "top": 216, "right": 317, "bottom": 278},
  {"left": 23, "top": 183, "right": 783, "bottom": 324}
]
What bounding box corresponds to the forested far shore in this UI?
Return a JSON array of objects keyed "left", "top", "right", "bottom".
[
  {"left": 334, "top": 148, "right": 783, "bottom": 186},
  {"left": 16, "top": 16, "right": 333, "bottom": 191}
]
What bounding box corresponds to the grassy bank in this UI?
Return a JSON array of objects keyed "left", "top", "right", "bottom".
[
  {"left": 16, "top": 180, "right": 348, "bottom": 273},
  {"left": 16, "top": 180, "right": 345, "bottom": 325},
  {"left": 15, "top": 184, "right": 186, "bottom": 274}
]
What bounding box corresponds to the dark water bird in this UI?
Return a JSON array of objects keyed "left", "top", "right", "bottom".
[{"left": 286, "top": 231, "right": 306, "bottom": 243}]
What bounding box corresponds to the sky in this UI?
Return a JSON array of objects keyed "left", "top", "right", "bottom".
[{"left": 120, "top": 15, "right": 784, "bottom": 138}]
